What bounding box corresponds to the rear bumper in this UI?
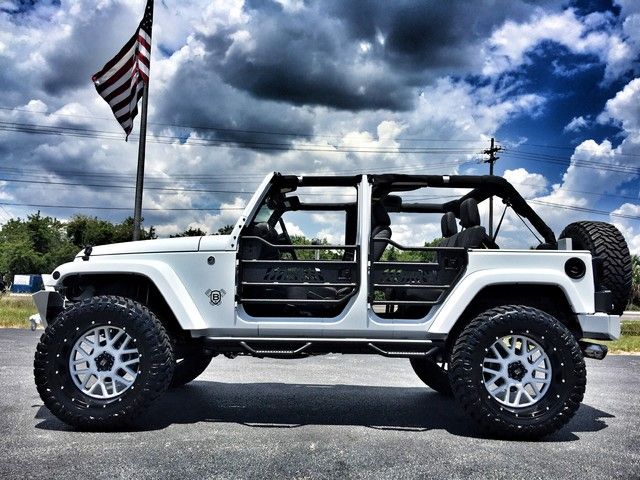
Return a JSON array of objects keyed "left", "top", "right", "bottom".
[{"left": 577, "top": 313, "right": 620, "bottom": 340}]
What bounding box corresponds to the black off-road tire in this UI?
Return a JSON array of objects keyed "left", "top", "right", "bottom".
[
  {"left": 409, "top": 357, "right": 452, "bottom": 396},
  {"left": 559, "top": 221, "right": 632, "bottom": 315},
  {"left": 450, "top": 305, "right": 586, "bottom": 439},
  {"left": 170, "top": 354, "right": 213, "bottom": 388},
  {"left": 34, "top": 295, "right": 174, "bottom": 430}
]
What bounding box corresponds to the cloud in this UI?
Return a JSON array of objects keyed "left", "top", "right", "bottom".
[
  {"left": 598, "top": 77, "right": 640, "bottom": 132},
  {"left": 563, "top": 115, "right": 590, "bottom": 133},
  {"left": 482, "top": 7, "right": 639, "bottom": 82},
  {"left": 611, "top": 203, "right": 640, "bottom": 254},
  {"left": 503, "top": 168, "right": 548, "bottom": 198},
  {"left": 189, "top": 0, "right": 563, "bottom": 112}
]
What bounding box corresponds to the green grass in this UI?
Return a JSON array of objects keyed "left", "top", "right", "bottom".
[
  {"left": 603, "top": 336, "right": 640, "bottom": 353},
  {"left": 0, "top": 295, "right": 38, "bottom": 328},
  {"left": 600, "top": 321, "right": 640, "bottom": 353}
]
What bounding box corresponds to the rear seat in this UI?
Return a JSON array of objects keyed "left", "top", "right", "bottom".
[{"left": 454, "top": 199, "right": 498, "bottom": 249}]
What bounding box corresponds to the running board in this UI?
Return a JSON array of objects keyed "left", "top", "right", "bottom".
[
  {"left": 367, "top": 343, "right": 439, "bottom": 358},
  {"left": 239, "top": 341, "right": 312, "bottom": 357},
  {"left": 202, "top": 337, "right": 442, "bottom": 359}
]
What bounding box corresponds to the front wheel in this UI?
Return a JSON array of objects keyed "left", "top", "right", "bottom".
[
  {"left": 450, "top": 305, "right": 586, "bottom": 439},
  {"left": 34, "top": 296, "right": 174, "bottom": 429}
]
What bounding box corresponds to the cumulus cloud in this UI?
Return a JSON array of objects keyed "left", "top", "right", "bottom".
[
  {"left": 503, "top": 168, "right": 548, "bottom": 198},
  {"left": 611, "top": 203, "right": 640, "bottom": 254},
  {"left": 482, "top": 7, "right": 639, "bottom": 81}
]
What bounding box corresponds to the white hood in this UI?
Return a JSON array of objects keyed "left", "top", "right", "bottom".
[{"left": 76, "top": 236, "right": 203, "bottom": 257}]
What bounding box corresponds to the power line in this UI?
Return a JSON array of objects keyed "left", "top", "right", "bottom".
[
  {"left": 0, "top": 105, "right": 488, "bottom": 144},
  {"left": 517, "top": 143, "right": 640, "bottom": 159},
  {"left": 0, "top": 176, "right": 254, "bottom": 194},
  {"left": 530, "top": 200, "right": 640, "bottom": 221},
  {"left": 503, "top": 151, "right": 640, "bottom": 175},
  {"left": 0, "top": 120, "right": 485, "bottom": 155},
  {"left": 1, "top": 165, "right": 638, "bottom": 204},
  {"left": 0, "top": 201, "right": 245, "bottom": 212}
]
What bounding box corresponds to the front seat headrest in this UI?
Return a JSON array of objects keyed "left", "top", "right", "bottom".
[
  {"left": 460, "top": 198, "right": 481, "bottom": 228},
  {"left": 372, "top": 203, "right": 391, "bottom": 227},
  {"left": 441, "top": 212, "right": 458, "bottom": 237},
  {"left": 382, "top": 195, "right": 402, "bottom": 210}
]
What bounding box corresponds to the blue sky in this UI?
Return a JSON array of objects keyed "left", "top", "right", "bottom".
[{"left": 0, "top": 0, "right": 638, "bottom": 252}]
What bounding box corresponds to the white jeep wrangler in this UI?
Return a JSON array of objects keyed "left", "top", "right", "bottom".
[{"left": 33, "top": 173, "right": 632, "bottom": 438}]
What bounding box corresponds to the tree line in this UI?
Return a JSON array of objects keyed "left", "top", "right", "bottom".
[
  {"left": 1, "top": 212, "right": 638, "bottom": 308},
  {"left": 0, "top": 212, "right": 231, "bottom": 281}
]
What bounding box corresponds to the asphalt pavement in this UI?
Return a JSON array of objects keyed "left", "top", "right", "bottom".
[{"left": 1, "top": 329, "right": 638, "bottom": 479}]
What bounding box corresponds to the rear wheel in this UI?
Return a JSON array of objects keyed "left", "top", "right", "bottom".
[
  {"left": 34, "top": 296, "right": 174, "bottom": 429},
  {"left": 409, "top": 357, "right": 452, "bottom": 396},
  {"left": 170, "top": 354, "right": 213, "bottom": 388},
  {"left": 450, "top": 305, "right": 586, "bottom": 439}
]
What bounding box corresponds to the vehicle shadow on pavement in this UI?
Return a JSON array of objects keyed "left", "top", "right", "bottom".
[{"left": 34, "top": 381, "right": 614, "bottom": 441}]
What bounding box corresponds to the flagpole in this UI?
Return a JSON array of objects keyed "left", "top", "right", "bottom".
[{"left": 132, "top": 81, "right": 149, "bottom": 241}]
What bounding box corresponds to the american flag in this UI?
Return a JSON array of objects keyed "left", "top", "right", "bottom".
[{"left": 92, "top": 0, "right": 154, "bottom": 140}]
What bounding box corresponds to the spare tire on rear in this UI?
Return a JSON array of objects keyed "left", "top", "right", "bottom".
[{"left": 559, "top": 221, "right": 632, "bottom": 315}]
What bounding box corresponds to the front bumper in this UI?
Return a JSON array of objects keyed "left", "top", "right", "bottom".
[
  {"left": 577, "top": 313, "right": 621, "bottom": 341},
  {"left": 32, "top": 290, "right": 65, "bottom": 329}
]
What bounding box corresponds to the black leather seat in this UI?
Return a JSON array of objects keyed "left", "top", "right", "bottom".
[
  {"left": 454, "top": 199, "right": 498, "bottom": 249},
  {"left": 438, "top": 211, "right": 458, "bottom": 247},
  {"left": 371, "top": 202, "right": 392, "bottom": 261}
]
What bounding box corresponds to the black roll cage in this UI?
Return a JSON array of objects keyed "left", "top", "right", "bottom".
[
  {"left": 371, "top": 174, "right": 556, "bottom": 244},
  {"left": 255, "top": 172, "right": 556, "bottom": 245}
]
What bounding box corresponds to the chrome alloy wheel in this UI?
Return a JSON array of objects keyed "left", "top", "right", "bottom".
[
  {"left": 68, "top": 326, "right": 140, "bottom": 399},
  {"left": 482, "top": 335, "right": 552, "bottom": 408}
]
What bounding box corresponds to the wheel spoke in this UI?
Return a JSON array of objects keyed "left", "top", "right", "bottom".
[
  {"left": 109, "top": 329, "right": 125, "bottom": 346},
  {"left": 482, "top": 365, "right": 501, "bottom": 375},
  {"left": 484, "top": 374, "right": 500, "bottom": 389},
  {"left": 115, "top": 373, "right": 132, "bottom": 387},
  {"left": 527, "top": 347, "right": 541, "bottom": 360},
  {"left": 521, "top": 386, "right": 535, "bottom": 403},
  {"left": 493, "top": 383, "right": 509, "bottom": 396},
  {"left": 81, "top": 374, "right": 93, "bottom": 389},
  {"left": 490, "top": 345, "right": 503, "bottom": 360},
  {"left": 531, "top": 356, "right": 547, "bottom": 370}
]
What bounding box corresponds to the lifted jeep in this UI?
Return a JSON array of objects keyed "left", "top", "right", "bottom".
[{"left": 33, "top": 173, "right": 632, "bottom": 438}]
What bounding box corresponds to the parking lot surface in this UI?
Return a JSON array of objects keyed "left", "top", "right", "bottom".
[{"left": 1, "top": 329, "right": 638, "bottom": 479}]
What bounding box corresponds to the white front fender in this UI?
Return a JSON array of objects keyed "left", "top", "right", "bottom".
[{"left": 53, "top": 259, "right": 208, "bottom": 331}]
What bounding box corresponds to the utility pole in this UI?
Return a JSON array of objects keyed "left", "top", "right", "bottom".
[{"left": 483, "top": 137, "right": 502, "bottom": 238}]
